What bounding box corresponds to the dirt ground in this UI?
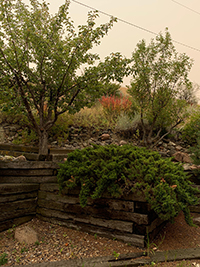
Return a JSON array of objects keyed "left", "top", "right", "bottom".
[{"left": 1, "top": 212, "right": 200, "bottom": 266}]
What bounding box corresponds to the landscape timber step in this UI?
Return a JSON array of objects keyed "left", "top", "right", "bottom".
[
  {"left": 0, "top": 150, "right": 39, "bottom": 161},
  {"left": 15, "top": 248, "right": 200, "bottom": 267},
  {"left": 0, "top": 143, "right": 39, "bottom": 153},
  {"left": 0, "top": 161, "right": 59, "bottom": 169},
  {"left": 0, "top": 143, "right": 74, "bottom": 161},
  {"left": 0, "top": 143, "right": 74, "bottom": 154}
]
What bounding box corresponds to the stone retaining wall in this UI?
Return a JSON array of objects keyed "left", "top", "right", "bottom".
[{"left": 0, "top": 162, "right": 199, "bottom": 248}]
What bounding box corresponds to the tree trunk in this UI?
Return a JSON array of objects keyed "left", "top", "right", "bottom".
[{"left": 38, "top": 129, "right": 49, "bottom": 160}]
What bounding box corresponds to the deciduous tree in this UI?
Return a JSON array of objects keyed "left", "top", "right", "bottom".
[
  {"left": 128, "top": 30, "right": 193, "bottom": 147},
  {"left": 0, "top": 0, "right": 129, "bottom": 156}
]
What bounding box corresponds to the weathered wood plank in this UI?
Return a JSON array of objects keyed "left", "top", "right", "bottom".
[
  {"left": 0, "top": 143, "right": 73, "bottom": 155},
  {"left": 40, "top": 183, "right": 59, "bottom": 192},
  {"left": 134, "top": 201, "right": 151, "bottom": 213},
  {"left": 0, "top": 176, "right": 57, "bottom": 184},
  {"left": 0, "top": 184, "right": 39, "bottom": 194},
  {"left": 38, "top": 191, "right": 79, "bottom": 204},
  {"left": 59, "top": 186, "right": 147, "bottom": 202},
  {"left": 0, "top": 191, "right": 37, "bottom": 203},
  {"left": 38, "top": 198, "right": 64, "bottom": 211},
  {"left": 38, "top": 191, "right": 134, "bottom": 212},
  {"left": 37, "top": 199, "right": 149, "bottom": 225},
  {"left": 1, "top": 204, "right": 36, "bottom": 222},
  {"left": 0, "top": 169, "right": 55, "bottom": 176},
  {"left": 36, "top": 207, "right": 133, "bottom": 233},
  {"left": 146, "top": 217, "right": 165, "bottom": 234},
  {"left": 0, "top": 215, "right": 34, "bottom": 232},
  {"left": 42, "top": 184, "right": 147, "bottom": 203},
  {"left": 50, "top": 148, "right": 74, "bottom": 155},
  {"left": 0, "top": 143, "right": 39, "bottom": 153},
  {"left": 75, "top": 216, "right": 133, "bottom": 233},
  {"left": 89, "top": 198, "right": 134, "bottom": 212},
  {"left": 37, "top": 214, "right": 145, "bottom": 247},
  {"left": 190, "top": 205, "right": 200, "bottom": 213},
  {"left": 0, "top": 150, "right": 39, "bottom": 161},
  {"left": 0, "top": 161, "right": 59, "bottom": 169},
  {"left": 0, "top": 198, "right": 37, "bottom": 213}
]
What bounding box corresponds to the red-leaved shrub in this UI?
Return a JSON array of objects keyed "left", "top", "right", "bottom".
[{"left": 99, "top": 95, "right": 132, "bottom": 120}]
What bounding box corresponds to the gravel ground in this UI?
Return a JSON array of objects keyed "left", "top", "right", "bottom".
[
  {"left": 0, "top": 217, "right": 143, "bottom": 266},
  {"left": 1, "top": 212, "right": 200, "bottom": 266}
]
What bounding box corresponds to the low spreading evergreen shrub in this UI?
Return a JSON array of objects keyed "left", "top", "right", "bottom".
[{"left": 57, "top": 144, "right": 198, "bottom": 226}]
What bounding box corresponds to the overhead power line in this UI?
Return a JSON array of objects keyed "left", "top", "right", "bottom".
[
  {"left": 71, "top": 0, "right": 200, "bottom": 53},
  {"left": 71, "top": 0, "right": 157, "bottom": 37},
  {"left": 171, "top": 0, "right": 200, "bottom": 16}
]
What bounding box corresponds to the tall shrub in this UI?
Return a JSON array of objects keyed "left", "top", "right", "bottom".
[{"left": 128, "top": 29, "right": 193, "bottom": 147}]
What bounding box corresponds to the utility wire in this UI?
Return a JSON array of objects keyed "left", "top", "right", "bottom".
[
  {"left": 171, "top": 0, "right": 200, "bottom": 16},
  {"left": 71, "top": 0, "right": 200, "bottom": 53},
  {"left": 71, "top": 0, "right": 157, "bottom": 37}
]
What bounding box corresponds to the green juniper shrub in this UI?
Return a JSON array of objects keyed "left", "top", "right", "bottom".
[{"left": 57, "top": 144, "right": 199, "bottom": 226}]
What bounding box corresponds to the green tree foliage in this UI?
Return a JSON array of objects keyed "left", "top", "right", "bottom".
[
  {"left": 100, "top": 82, "right": 121, "bottom": 96},
  {"left": 0, "top": 0, "right": 129, "bottom": 155},
  {"left": 57, "top": 144, "right": 198, "bottom": 226},
  {"left": 128, "top": 30, "right": 193, "bottom": 147},
  {"left": 190, "top": 136, "right": 200, "bottom": 166},
  {"left": 181, "top": 106, "right": 200, "bottom": 145}
]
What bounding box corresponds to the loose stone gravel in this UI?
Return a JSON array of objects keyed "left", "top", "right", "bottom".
[{"left": 0, "top": 218, "right": 143, "bottom": 266}]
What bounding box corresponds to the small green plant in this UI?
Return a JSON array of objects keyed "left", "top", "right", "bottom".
[
  {"left": 0, "top": 253, "right": 8, "bottom": 266},
  {"left": 63, "top": 233, "right": 67, "bottom": 238},
  {"left": 20, "top": 247, "right": 28, "bottom": 254},
  {"left": 146, "top": 230, "right": 158, "bottom": 257},
  {"left": 58, "top": 144, "right": 199, "bottom": 225},
  {"left": 12, "top": 249, "right": 17, "bottom": 254},
  {"left": 35, "top": 240, "right": 40, "bottom": 246},
  {"left": 113, "top": 251, "right": 120, "bottom": 260},
  {"left": 94, "top": 233, "right": 98, "bottom": 240},
  {"left": 164, "top": 250, "right": 169, "bottom": 262},
  {"left": 16, "top": 256, "right": 20, "bottom": 263},
  {"left": 6, "top": 224, "right": 16, "bottom": 239}
]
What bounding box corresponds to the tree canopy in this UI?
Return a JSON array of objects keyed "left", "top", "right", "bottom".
[
  {"left": 0, "top": 0, "right": 129, "bottom": 155},
  {"left": 128, "top": 30, "right": 193, "bottom": 147}
]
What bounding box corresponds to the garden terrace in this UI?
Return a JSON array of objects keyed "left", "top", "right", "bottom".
[{"left": 0, "top": 161, "right": 168, "bottom": 248}]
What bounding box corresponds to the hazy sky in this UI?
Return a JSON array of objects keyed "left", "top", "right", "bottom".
[{"left": 23, "top": 0, "right": 200, "bottom": 87}]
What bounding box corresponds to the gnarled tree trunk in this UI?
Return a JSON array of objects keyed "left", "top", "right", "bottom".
[{"left": 38, "top": 129, "right": 49, "bottom": 160}]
